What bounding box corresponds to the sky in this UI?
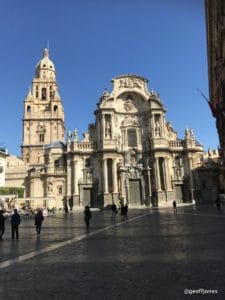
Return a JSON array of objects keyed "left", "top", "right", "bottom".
[{"left": 0, "top": 0, "right": 218, "bottom": 156}]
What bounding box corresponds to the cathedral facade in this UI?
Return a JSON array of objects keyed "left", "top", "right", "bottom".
[{"left": 6, "top": 49, "right": 205, "bottom": 209}]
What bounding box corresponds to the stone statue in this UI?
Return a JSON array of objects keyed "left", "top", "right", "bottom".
[
  {"left": 175, "top": 168, "right": 181, "bottom": 179},
  {"left": 86, "top": 171, "right": 92, "bottom": 183},
  {"left": 73, "top": 129, "right": 78, "bottom": 141},
  {"left": 155, "top": 121, "right": 161, "bottom": 137},
  {"left": 67, "top": 130, "right": 72, "bottom": 142},
  {"left": 47, "top": 182, "right": 53, "bottom": 192},
  {"left": 105, "top": 120, "right": 111, "bottom": 138}
]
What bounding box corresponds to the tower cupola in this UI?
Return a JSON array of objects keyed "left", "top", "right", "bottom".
[{"left": 35, "top": 48, "right": 56, "bottom": 79}]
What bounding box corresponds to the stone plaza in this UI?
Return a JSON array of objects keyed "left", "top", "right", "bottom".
[{"left": 0, "top": 204, "right": 225, "bottom": 299}]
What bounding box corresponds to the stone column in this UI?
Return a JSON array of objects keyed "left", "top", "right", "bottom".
[
  {"left": 147, "top": 167, "right": 152, "bottom": 195},
  {"left": 138, "top": 129, "right": 142, "bottom": 149},
  {"left": 119, "top": 168, "right": 126, "bottom": 199},
  {"left": 74, "top": 159, "right": 78, "bottom": 195},
  {"left": 151, "top": 113, "right": 155, "bottom": 137},
  {"left": 103, "top": 158, "right": 108, "bottom": 194},
  {"left": 188, "top": 154, "right": 195, "bottom": 202},
  {"left": 161, "top": 115, "right": 166, "bottom": 137},
  {"left": 162, "top": 158, "right": 168, "bottom": 190},
  {"left": 112, "top": 159, "right": 118, "bottom": 194},
  {"left": 31, "top": 179, "right": 35, "bottom": 197},
  {"left": 165, "top": 158, "right": 172, "bottom": 190},
  {"left": 101, "top": 115, "right": 105, "bottom": 141},
  {"left": 66, "top": 157, "right": 71, "bottom": 197},
  {"left": 155, "top": 158, "right": 161, "bottom": 190},
  {"left": 146, "top": 167, "right": 152, "bottom": 206},
  {"left": 125, "top": 176, "right": 129, "bottom": 205}
]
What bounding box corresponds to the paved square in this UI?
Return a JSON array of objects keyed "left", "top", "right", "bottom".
[{"left": 0, "top": 204, "right": 225, "bottom": 299}]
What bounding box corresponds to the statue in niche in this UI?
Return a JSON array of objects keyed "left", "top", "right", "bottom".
[
  {"left": 175, "top": 168, "right": 181, "bottom": 179},
  {"left": 105, "top": 120, "right": 111, "bottom": 138},
  {"left": 47, "top": 182, "right": 53, "bottom": 192},
  {"left": 155, "top": 120, "right": 161, "bottom": 137},
  {"left": 124, "top": 99, "right": 134, "bottom": 111},
  {"left": 86, "top": 171, "right": 92, "bottom": 183}
]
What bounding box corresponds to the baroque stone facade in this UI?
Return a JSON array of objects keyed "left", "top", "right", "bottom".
[{"left": 6, "top": 49, "right": 205, "bottom": 209}]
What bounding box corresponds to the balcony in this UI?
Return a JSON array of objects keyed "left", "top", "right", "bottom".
[
  {"left": 169, "top": 140, "right": 185, "bottom": 149},
  {"left": 71, "top": 142, "right": 97, "bottom": 152},
  {"left": 54, "top": 166, "right": 66, "bottom": 174}
]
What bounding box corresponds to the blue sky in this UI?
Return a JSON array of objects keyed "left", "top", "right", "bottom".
[{"left": 0, "top": 0, "right": 218, "bottom": 156}]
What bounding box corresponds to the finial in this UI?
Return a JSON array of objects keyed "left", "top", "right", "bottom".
[{"left": 43, "top": 48, "right": 49, "bottom": 58}]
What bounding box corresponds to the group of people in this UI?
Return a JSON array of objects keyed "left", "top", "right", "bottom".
[
  {"left": 111, "top": 202, "right": 128, "bottom": 220},
  {"left": 0, "top": 208, "right": 44, "bottom": 240},
  {"left": 83, "top": 202, "right": 129, "bottom": 230}
]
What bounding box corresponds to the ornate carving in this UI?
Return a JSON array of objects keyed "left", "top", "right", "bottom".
[
  {"left": 122, "top": 116, "right": 140, "bottom": 127},
  {"left": 118, "top": 77, "right": 144, "bottom": 90},
  {"left": 124, "top": 99, "right": 134, "bottom": 111}
]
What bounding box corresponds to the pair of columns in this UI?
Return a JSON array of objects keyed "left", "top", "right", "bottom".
[
  {"left": 154, "top": 157, "right": 171, "bottom": 191},
  {"left": 103, "top": 158, "right": 118, "bottom": 194}
]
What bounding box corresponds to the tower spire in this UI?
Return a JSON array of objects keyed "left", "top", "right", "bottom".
[
  {"left": 47, "top": 40, "right": 50, "bottom": 53},
  {"left": 43, "top": 48, "right": 49, "bottom": 58}
]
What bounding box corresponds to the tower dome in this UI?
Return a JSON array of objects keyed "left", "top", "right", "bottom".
[{"left": 35, "top": 48, "right": 56, "bottom": 79}]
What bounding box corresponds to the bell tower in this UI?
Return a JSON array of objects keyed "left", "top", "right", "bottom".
[{"left": 21, "top": 48, "right": 65, "bottom": 165}]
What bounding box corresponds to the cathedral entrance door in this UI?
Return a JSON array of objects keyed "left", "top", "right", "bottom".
[
  {"left": 129, "top": 179, "right": 142, "bottom": 206},
  {"left": 175, "top": 184, "right": 184, "bottom": 203},
  {"left": 83, "top": 188, "right": 92, "bottom": 207}
]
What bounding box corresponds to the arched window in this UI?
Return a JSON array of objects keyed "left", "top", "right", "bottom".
[
  {"left": 39, "top": 134, "right": 45, "bottom": 143},
  {"left": 53, "top": 105, "right": 58, "bottom": 112},
  {"left": 27, "top": 106, "right": 31, "bottom": 112},
  {"left": 36, "top": 86, "right": 39, "bottom": 98},
  {"left": 41, "top": 88, "right": 46, "bottom": 100},
  {"left": 127, "top": 128, "right": 137, "bottom": 147},
  {"left": 85, "top": 158, "right": 91, "bottom": 168}
]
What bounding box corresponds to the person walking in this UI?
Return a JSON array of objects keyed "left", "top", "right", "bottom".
[
  {"left": 0, "top": 210, "right": 5, "bottom": 239},
  {"left": 215, "top": 196, "right": 221, "bottom": 211},
  {"left": 11, "top": 209, "right": 21, "bottom": 240},
  {"left": 172, "top": 200, "right": 177, "bottom": 214},
  {"left": 84, "top": 206, "right": 91, "bottom": 229},
  {"left": 111, "top": 202, "right": 118, "bottom": 220},
  {"left": 121, "top": 203, "right": 128, "bottom": 221},
  {"left": 124, "top": 203, "right": 128, "bottom": 220},
  {"left": 64, "top": 203, "right": 69, "bottom": 214},
  {"left": 34, "top": 209, "right": 44, "bottom": 235}
]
